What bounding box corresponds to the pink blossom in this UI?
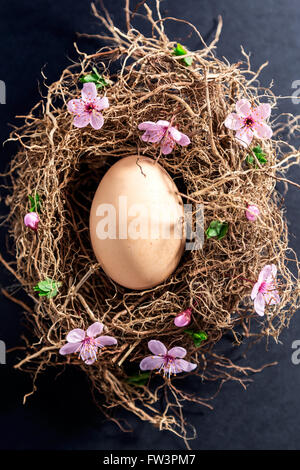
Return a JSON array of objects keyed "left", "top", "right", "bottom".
[
  {"left": 138, "top": 120, "right": 190, "bottom": 155},
  {"left": 224, "top": 99, "right": 272, "bottom": 147},
  {"left": 24, "top": 212, "right": 39, "bottom": 231},
  {"left": 140, "top": 340, "right": 197, "bottom": 377},
  {"left": 174, "top": 307, "right": 192, "bottom": 327},
  {"left": 59, "top": 322, "right": 117, "bottom": 365},
  {"left": 245, "top": 204, "right": 260, "bottom": 222},
  {"left": 251, "top": 264, "right": 280, "bottom": 316},
  {"left": 67, "top": 83, "right": 109, "bottom": 130}
]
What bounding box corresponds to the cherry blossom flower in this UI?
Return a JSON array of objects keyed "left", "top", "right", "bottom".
[
  {"left": 224, "top": 99, "right": 272, "bottom": 147},
  {"left": 174, "top": 307, "right": 192, "bottom": 327},
  {"left": 59, "top": 322, "right": 117, "bottom": 365},
  {"left": 24, "top": 212, "right": 39, "bottom": 231},
  {"left": 67, "top": 83, "right": 109, "bottom": 130},
  {"left": 251, "top": 264, "right": 280, "bottom": 316},
  {"left": 138, "top": 120, "right": 190, "bottom": 155},
  {"left": 140, "top": 340, "right": 197, "bottom": 377},
  {"left": 245, "top": 204, "right": 260, "bottom": 222}
]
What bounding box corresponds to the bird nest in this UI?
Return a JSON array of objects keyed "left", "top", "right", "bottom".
[{"left": 2, "top": 1, "right": 300, "bottom": 446}]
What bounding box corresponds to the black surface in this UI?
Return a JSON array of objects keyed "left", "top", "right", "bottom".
[{"left": 0, "top": 0, "right": 300, "bottom": 450}]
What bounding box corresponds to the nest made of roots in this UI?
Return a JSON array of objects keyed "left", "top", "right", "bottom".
[{"left": 2, "top": 2, "right": 300, "bottom": 444}]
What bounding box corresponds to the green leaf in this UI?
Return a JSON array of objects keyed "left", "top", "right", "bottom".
[
  {"left": 172, "top": 43, "right": 193, "bottom": 67},
  {"left": 206, "top": 221, "right": 229, "bottom": 240},
  {"left": 28, "top": 193, "right": 41, "bottom": 213},
  {"left": 79, "top": 73, "right": 99, "bottom": 84},
  {"left": 218, "top": 222, "right": 229, "bottom": 240},
  {"left": 33, "top": 278, "right": 62, "bottom": 299},
  {"left": 184, "top": 329, "right": 208, "bottom": 347},
  {"left": 246, "top": 146, "right": 267, "bottom": 167},
  {"left": 126, "top": 372, "right": 150, "bottom": 386},
  {"left": 193, "top": 331, "right": 208, "bottom": 341},
  {"left": 79, "top": 68, "right": 113, "bottom": 89},
  {"left": 206, "top": 228, "right": 218, "bottom": 238}
]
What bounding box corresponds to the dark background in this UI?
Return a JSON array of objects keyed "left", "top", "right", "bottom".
[{"left": 0, "top": 0, "right": 300, "bottom": 450}]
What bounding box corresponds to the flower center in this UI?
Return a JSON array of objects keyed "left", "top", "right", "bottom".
[
  {"left": 243, "top": 116, "right": 255, "bottom": 128},
  {"left": 163, "top": 354, "right": 175, "bottom": 367},
  {"left": 85, "top": 102, "right": 95, "bottom": 113},
  {"left": 80, "top": 336, "right": 98, "bottom": 362},
  {"left": 259, "top": 281, "right": 268, "bottom": 294},
  {"left": 82, "top": 336, "right": 96, "bottom": 345}
]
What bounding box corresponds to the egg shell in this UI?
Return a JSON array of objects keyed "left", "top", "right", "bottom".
[{"left": 89, "top": 156, "right": 186, "bottom": 290}]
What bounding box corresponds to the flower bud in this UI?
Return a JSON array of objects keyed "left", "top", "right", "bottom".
[
  {"left": 24, "top": 212, "right": 39, "bottom": 231},
  {"left": 174, "top": 307, "right": 192, "bottom": 327},
  {"left": 245, "top": 204, "right": 260, "bottom": 222}
]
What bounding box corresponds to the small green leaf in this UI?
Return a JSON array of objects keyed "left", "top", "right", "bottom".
[
  {"left": 206, "top": 228, "right": 218, "bottom": 238},
  {"left": 246, "top": 146, "right": 267, "bottom": 167},
  {"left": 33, "top": 278, "right": 62, "bottom": 299},
  {"left": 79, "top": 73, "right": 99, "bottom": 84},
  {"left": 206, "top": 221, "right": 228, "bottom": 240},
  {"left": 126, "top": 372, "right": 150, "bottom": 386},
  {"left": 218, "top": 222, "right": 229, "bottom": 240},
  {"left": 184, "top": 329, "right": 208, "bottom": 347},
  {"left": 28, "top": 193, "right": 41, "bottom": 213},
  {"left": 172, "top": 43, "right": 193, "bottom": 67},
  {"left": 193, "top": 331, "right": 208, "bottom": 341},
  {"left": 79, "top": 68, "right": 113, "bottom": 89}
]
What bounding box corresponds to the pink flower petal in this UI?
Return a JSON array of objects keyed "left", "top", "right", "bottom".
[
  {"left": 90, "top": 111, "right": 104, "bottom": 130},
  {"left": 95, "top": 335, "right": 117, "bottom": 347},
  {"left": 254, "top": 292, "right": 265, "bottom": 316},
  {"left": 73, "top": 113, "right": 90, "bottom": 128},
  {"left": 140, "top": 355, "right": 164, "bottom": 371},
  {"left": 168, "top": 346, "right": 187, "bottom": 358},
  {"left": 156, "top": 120, "right": 170, "bottom": 127},
  {"left": 174, "top": 358, "right": 197, "bottom": 373},
  {"left": 264, "top": 264, "right": 278, "bottom": 286},
  {"left": 59, "top": 341, "right": 81, "bottom": 355},
  {"left": 224, "top": 112, "right": 244, "bottom": 130},
  {"left": 161, "top": 136, "right": 175, "bottom": 155},
  {"left": 235, "top": 127, "right": 253, "bottom": 147},
  {"left": 138, "top": 121, "right": 164, "bottom": 131},
  {"left": 169, "top": 126, "right": 182, "bottom": 142},
  {"left": 141, "top": 129, "right": 164, "bottom": 143},
  {"left": 95, "top": 96, "right": 109, "bottom": 111},
  {"left": 66, "top": 328, "right": 85, "bottom": 343},
  {"left": 148, "top": 340, "right": 167, "bottom": 356},
  {"left": 251, "top": 281, "right": 260, "bottom": 300},
  {"left": 177, "top": 132, "right": 191, "bottom": 147},
  {"left": 67, "top": 99, "right": 84, "bottom": 115},
  {"left": 81, "top": 82, "right": 97, "bottom": 101},
  {"left": 270, "top": 264, "right": 277, "bottom": 278},
  {"left": 236, "top": 99, "right": 252, "bottom": 117},
  {"left": 86, "top": 322, "right": 104, "bottom": 338},
  {"left": 259, "top": 265, "right": 273, "bottom": 283},
  {"left": 252, "top": 103, "right": 271, "bottom": 121},
  {"left": 253, "top": 121, "right": 272, "bottom": 139}
]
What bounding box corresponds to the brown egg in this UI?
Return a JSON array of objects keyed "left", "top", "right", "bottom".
[{"left": 89, "top": 156, "right": 185, "bottom": 290}]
